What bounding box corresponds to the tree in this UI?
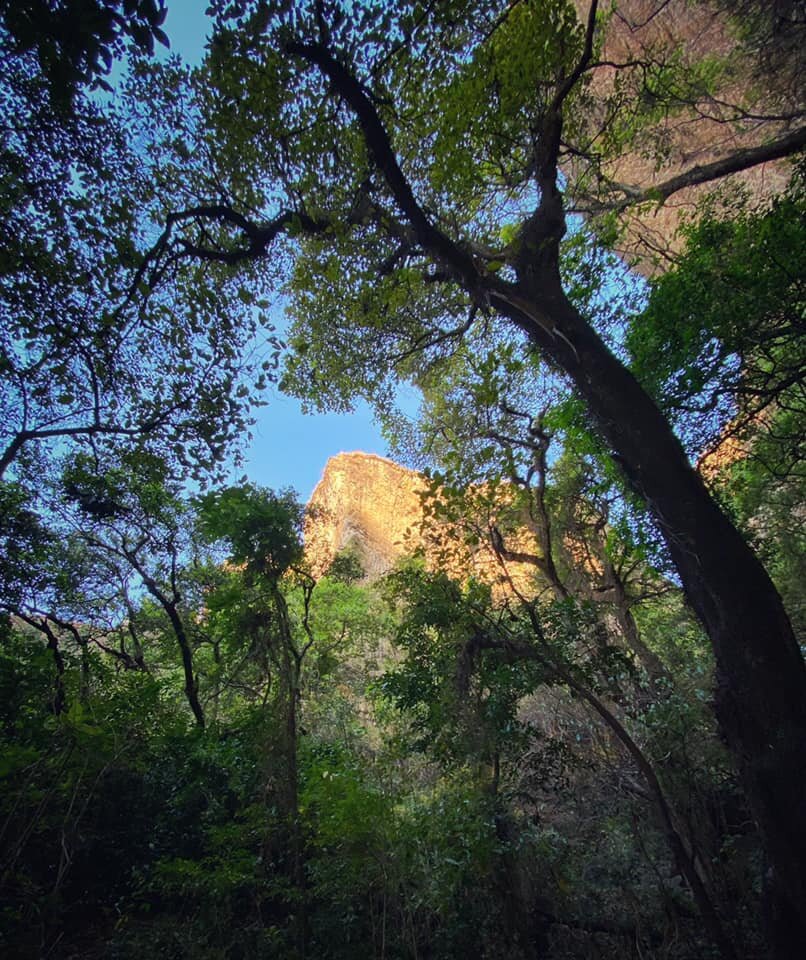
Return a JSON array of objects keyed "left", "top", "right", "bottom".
[
  {"left": 392, "top": 314, "right": 673, "bottom": 684},
  {"left": 381, "top": 561, "right": 743, "bottom": 957},
  {"left": 627, "top": 176, "right": 805, "bottom": 471},
  {"left": 134, "top": 4, "right": 806, "bottom": 947},
  {"left": 627, "top": 179, "right": 806, "bottom": 641},
  {"left": 198, "top": 484, "right": 316, "bottom": 951},
  {"left": 0, "top": 448, "right": 217, "bottom": 725},
  {"left": 0, "top": 54, "right": 271, "bottom": 484},
  {"left": 0, "top": 16, "right": 279, "bottom": 729},
  {"left": 0, "top": 18, "right": 279, "bottom": 593},
  {"left": 0, "top": 0, "right": 170, "bottom": 108}
]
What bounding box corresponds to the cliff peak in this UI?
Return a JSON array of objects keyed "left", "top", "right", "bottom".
[
  {"left": 305, "top": 451, "right": 543, "bottom": 595},
  {"left": 305, "top": 451, "right": 427, "bottom": 580}
]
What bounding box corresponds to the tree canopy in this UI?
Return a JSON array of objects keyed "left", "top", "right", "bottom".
[
  {"left": 1, "top": 2, "right": 805, "bottom": 957},
  {"left": 134, "top": 5, "right": 806, "bottom": 942}
]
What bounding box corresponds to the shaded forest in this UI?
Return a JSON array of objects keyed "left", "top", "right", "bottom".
[{"left": 1, "top": 2, "right": 804, "bottom": 958}]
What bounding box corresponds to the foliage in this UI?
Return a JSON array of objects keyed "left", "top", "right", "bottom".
[
  {"left": 0, "top": 20, "right": 277, "bottom": 635},
  {"left": 1, "top": 1, "right": 801, "bottom": 957},
  {"left": 325, "top": 548, "right": 365, "bottom": 585},
  {"left": 198, "top": 485, "right": 306, "bottom": 580},
  {"left": 628, "top": 175, "right": 806, "bottom": 634},
  {"left": 0, "top": 0, "right": 170, "bottom": 107},
  {"left": 381, "top": 564, "right": 541, "bottom": 769},
  {"left": 0, "top": 482, "right": 54, "bottom": 609},
  {"left": 628, "top": 177, "right": 806, "bottom": 463}
]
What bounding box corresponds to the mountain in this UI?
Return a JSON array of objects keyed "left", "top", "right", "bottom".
[
  {"left": 305, "top": 451, "right": 542, "bottom": 593},
  {"left": 305, "top": 452, "right": 427, "bottom": 580}
]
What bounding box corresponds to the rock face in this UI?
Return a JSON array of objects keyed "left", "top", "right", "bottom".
[
  {"left": 305, "top": 451, "right": 544, "bottom": 593},
  {"left": 570, "top": 0, "right": 799, "bottom": 270},
  {"left": 306, "top": 452, "right": 428, "bottom": 580}
]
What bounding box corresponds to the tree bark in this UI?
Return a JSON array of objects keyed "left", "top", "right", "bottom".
[
  {"left": 124, "top": 553, "right": 205, "bottom": 729},
  {"left": 269, "top": 581, "right": 307, "bottom": 956},
  {"left": 494, "top": 271, "right": 806, "bottom": 951}
]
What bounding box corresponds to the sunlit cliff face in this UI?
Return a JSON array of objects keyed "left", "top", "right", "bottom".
[
  {"left": 569, "top": 0, "right": 793, "bottom": 272},
  {"left": 304, "top": 451, "right": 548, "bottom": 597},
  {"left": 305, "top": 452, "right": 428, "bottom": 581}
]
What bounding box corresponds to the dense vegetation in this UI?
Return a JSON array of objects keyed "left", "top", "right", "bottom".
[{"left": 1, "top": 2, "right": 804, "bottom": 958}]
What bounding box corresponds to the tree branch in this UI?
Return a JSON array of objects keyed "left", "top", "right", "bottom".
[
  {"left": 132, "top": 205, "right": 329, "bottom": 290},
  {"left": 551, "top": 0, "right": 599, "bottom": 114},
  {"left": 284, "top": 39, "right": 481, "bottom": 290},
  {"left": 0, "top": 415, "right": 171, "bottom": 481},
  {"left": 585, "top": 125, "right": 806, "bottom": 213},
  {"left": 464, "top": 628, "right": 736, "bottom": 960}
]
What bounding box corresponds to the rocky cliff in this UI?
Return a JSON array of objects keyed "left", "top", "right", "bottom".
[
  {"left": 305, "top": 452, "right": 428, "bottom": 580},
  {"left": 305, "top": 451, "right": 543, "bottom": 594},
  {"left": 571, "top": 0, "right": 800, "bottom": 270}
]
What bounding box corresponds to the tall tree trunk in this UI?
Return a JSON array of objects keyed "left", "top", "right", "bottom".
[
  {"left": 496, "top": 270, "right": 806, "bottom": 951},
  {"left": 285, "top": 667, "right": 306, "bottom": 956},
  {"left": 271, "top": 583, "right": 307, "bottom": 956},
  {"left": 43, "top": 622, "right": 66, "bottom": 716},
  {"left": 561, "top": 657, "right": 737, "bottom": 960}
]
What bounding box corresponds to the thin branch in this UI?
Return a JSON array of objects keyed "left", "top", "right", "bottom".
[
  {"left": 551, "top": 0, "right": 599, "bottom": 114},
  {"left": 132, "top": 205, "right": 328, "bottom": 292},
  {"left": 0, "top": 415, "right": 167, "bottom": 480},
  {"left": 589, "top": 126, "right": 806, "bottom": 213},
  {"left": 390, "top": 311, "right": 475, "bottom": 365}
]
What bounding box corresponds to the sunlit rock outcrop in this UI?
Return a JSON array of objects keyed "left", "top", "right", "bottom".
[
  {"left": 306, "top": 452, "right": 427, "bottom": 580},
  {"left": 305, "top": 451, "right": 544, "bottom": 595},
  {"left": 570, "top": 0, "right": 797, "bottom": 270}
]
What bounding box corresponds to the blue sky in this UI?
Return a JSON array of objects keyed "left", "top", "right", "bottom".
[
  {"left": 160, "top": 1, "right": 395, "bottom": 501},
  {"left": 245, "top": 392, "right": 393, "bottom": 502}
]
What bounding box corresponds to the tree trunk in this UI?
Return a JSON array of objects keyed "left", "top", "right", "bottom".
[
  {"left": 44, "top": 623, "right": 66, "bottom": 716},
  {"left": 123, "top": 553, "right": 205, "bottom": 728},
  {"left": 561, "top": 660, "right": 737, "bottom": 960},
  {"left": 498, "top": 271, "right": 806, "bottom": 952},
  {"left": 270, "top": 583, "right": 307, "bottom": 956},
  {"left": 286, "top": 670, "right": 306, "bottom": 956},
  {"left": 601, "top": 555, "right": 670, "bottom": 685},
  {"left": 170, "top": 608, "right": 205, "bottom": 729}
]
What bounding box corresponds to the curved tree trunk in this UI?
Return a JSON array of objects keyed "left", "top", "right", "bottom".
[{"left": 496, "top": 270, "right": 806, "bottom": 952}]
